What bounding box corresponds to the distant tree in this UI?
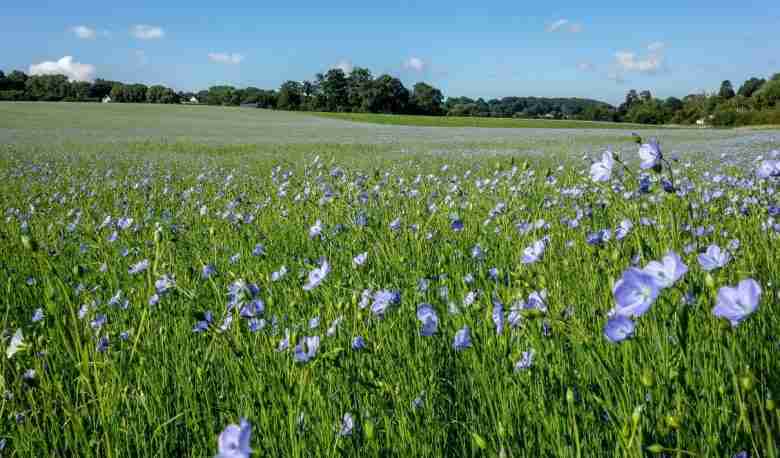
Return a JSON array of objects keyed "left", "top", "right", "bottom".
[
  {"left": 276, "top": 81, "right": 303, "bottom": 110},
  {"left": 312, "top": 73, "right": 327, "bottom": 109},
  {"left": 69, "top": 81, "right": 91, "bottom": 101},
  {"left": 737, "top": 77, "right": 766, "bottom": 98},
  {"left": 228, "top": 88, "right": 242, "bottom": 106},
  {"left": 300, "top": 79, "right": 321, "bottom": 110},
  {"left": 178, "top": 91, "right": 195, "bottom": 102},
  {"left": 25, "top": 74, "right": 70, "bottom": 101},
  {"left": 301, "top": 81, "right": 315, "bottom": 98},
  {"left": 617, "top": 89, "right": 640, "bottom": 117},
  {"left": 711, "top": 107, "right": 737, "bottom": 126},
  {"left": 719, "top": 80, "right": 735, "bottom": 99},
  {"left": 146, "top": 85, "right": 166, "bottom": 103},
  {"left": 362, "top": 75, "right": 409, "bottom": 113},
  {"left": 474, "top": 98, "right": 490, "bottom": 116},
  {"left": 444, "top": 96, "right": 475, "bottom": 116},
  {"left": 89, "top": 79, "right": 115, "bottom": 99},
  {"left": 205, "top": 86, "right": 236, "bottom": 106},
  {"left": 663, "top": 96, "right": 683, "bottom": 113},
  {"left": 147, "top": 85, "right": 179, "bottom": 104},
  {"left": 240, "top": 87, "right": 262, "bottom": 104},
  {"left": 4, "top": 70, "right": 28, "bottom": 91},
  {"left": 410, "top": 82, "right": 444, "bottom": 115},
  {"left": 579, "top": 104, "right": 615, "bottom": 121},
  {"left": 256, "top": 89, "right": 278, "bottom": 109},
  {"left": 625, "top": 98, "right": 666, "bottom": 124},
  {"left": 754, "top": 77, "right": 780, "bottom": 108},
  {"left": 626, "top": 90, "right": 639, "bottom": 105},
  {"left": 724, "top": 94, "right": 753, "bottom": 112},
  {"left": 110, "top": 83, "right": 127, "bottom": 102},
  {"left": 124, "top": 84, "right": 148, "bottom": 103},
  {"left": 346, "top": 67, "right": 373, "bottom": 111},
  {"left": 321, "top": 68, "right": 349, "bottom": 111},
  {"left": 160, "top": 87, "right": 179, "bottom": 104}
]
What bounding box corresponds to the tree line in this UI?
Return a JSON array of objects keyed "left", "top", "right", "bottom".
[
  {"left": 2, "top": 66, "right": 779, "bottom": 126},
  {"left": 614, "top": 74, "right": 780, "bottom": 126},
  {"left": 0, "top": 66, "right": 618, "bottom": 120}
]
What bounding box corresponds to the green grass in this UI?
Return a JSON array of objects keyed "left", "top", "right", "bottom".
[
  {"left": 0, "top": 103, "right": 778, "bottom": 457},
  {"left": 311, "top": 111, "right": 661, "bottom": 129}
]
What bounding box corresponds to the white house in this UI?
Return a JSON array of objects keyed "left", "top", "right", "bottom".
[
  {"left": 695, "top": 118, "right": 706, "bottom": 127},
  {"left": 188, "top": 96, "right": 199, "bottom": 104},
  {"left": 102, "top": 95, "right": 112, "bottom": 103}
]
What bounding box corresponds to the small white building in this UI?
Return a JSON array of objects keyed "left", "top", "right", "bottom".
[
  {"left": 189, "top": 96, "right": 199, "bottom": 104},
  {"left": 102, "top": 95, "right": 112, "bottom": 103},
  {"left": 695, "top": 118, "right": 706, "bottom": 127}
]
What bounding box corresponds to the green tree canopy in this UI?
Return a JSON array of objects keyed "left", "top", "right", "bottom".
[
  {"left": 277, "top": 81, "right": 303, "bottom": 110},
  {"left": 321, "top": 68, "right": 349, "bottom": 112},
  {"left": 362, "top": 75, "right": 409, "bottom": 113},
  {"left": 410, "top": 82, "right": 444, "bottom": 115},
  {"left": 346, "top": 67, "right": 373, "bottom": 112},
  {"left": 25, "top": 74, "right": 70, "bottom": 101},
  {"left": 719, "top": 80, "right": 735, "bottom": 99},
  {"left": 737, "top": 77, "right": 766, "bottom": 98}
]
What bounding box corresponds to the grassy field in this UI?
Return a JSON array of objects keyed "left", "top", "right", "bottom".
[
  {"left": 311, "top": 111, "right": 653, "bottom": 129},
  {"left": 0, "top": 102, "right": 779, "bottom": 457}
]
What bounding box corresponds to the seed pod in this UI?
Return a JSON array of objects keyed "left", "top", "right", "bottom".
[
  {"left": 665, "top": 415, "right": 681, "bottom": 430},
  {"left": 640, "top": 368, "right": 654, "bottom": 388},
  {"left": 647, "top": 444, "right": 664, "bottom": 454},
  {"left": 740, "top": 374, "right": 755, "bottom": 392},
  {"left": 21, "top": 235, "right": 37, "bottom": 251}
]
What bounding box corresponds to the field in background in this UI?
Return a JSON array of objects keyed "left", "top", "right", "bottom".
[
  {"left": 312, "top": 111, "right": 654, "bottom": 129},
  {"left": 1, "top": 103, "right": 779, "bottom": 457},
  {"left": 0, "top": 102, "right": 761, "bottom": 155}
]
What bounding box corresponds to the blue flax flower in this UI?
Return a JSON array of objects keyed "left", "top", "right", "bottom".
[
  {"left": 712, "top": 279, "right": 761, "bottom": 327},
  {"left": 604, "top": 316, "right": 635, "bottom": 343},
  {"left": 217, "top": 418, "right": 252, "bottom": 458},
  {"left": 611, "top": 268, "right": 660, "bottom": 318},
  {"left": 453, "top": 326, "right": 472, "bottom": 351}
]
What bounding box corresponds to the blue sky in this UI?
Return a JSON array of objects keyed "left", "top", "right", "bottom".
[{"left": 2, "top": 1, "right": 779, "bottom": 105}]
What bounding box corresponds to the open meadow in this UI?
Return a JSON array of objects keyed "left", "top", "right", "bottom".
[{"left": 1, "top": 102, "right": 779, "bottom": 457}]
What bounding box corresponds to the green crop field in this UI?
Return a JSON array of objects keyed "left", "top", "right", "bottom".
[
  {"left": 311, "top": 111, "right": 654, "bottom": 129},
  {"left": 0, "top": 102, "right": 779, "bottom": 457}
]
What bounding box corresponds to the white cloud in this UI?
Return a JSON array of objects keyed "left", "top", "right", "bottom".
[
  {"left": 29, "top": 56, "right": 96, "bottom": 82},
  {"left": 208, "top": 52, "right": 244, "bottom": 64},
  {"left": 71, "top": 25, "right": 96, "bottom": 40},
  {"left": 547, "top": 19, "right": 582, "bottom": 33},
  {"left": 614, "top": 42, "right": 666, "bottom": 74},
  {"left": 334, "top": 59, "right": 353, "bottom": 74},
  {"left": 547, "top": 19, "right": 569, "bottom": 32},
  {"left": 647, "top": 41, "right": 665, "bottom": 52},
  {"left": 577, "top": 62, "right": 595, "bottom": 72},
  {"left": 132, "top": 24, "right": 165, "bottom": 40},
  {"left": 403, "top": 56, "right": 426, "bottom": 72}
]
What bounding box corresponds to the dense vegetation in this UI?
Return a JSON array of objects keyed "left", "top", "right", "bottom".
[
  {"left": 616, "top": 76, "right": 780, "bottom": 127},
  {"left": 2, "top": 66, "right": 780, "bottom": 126},
  {"left": 0, "top": 105, "right": 778, "bottom": 457}
]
